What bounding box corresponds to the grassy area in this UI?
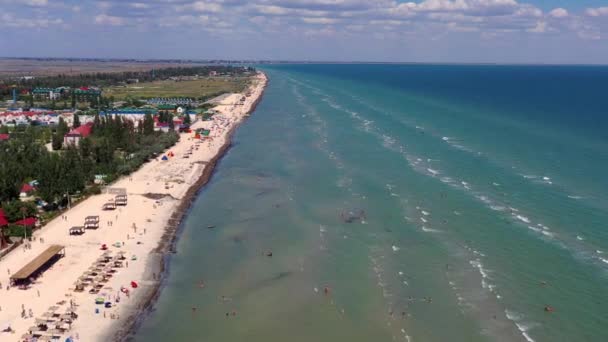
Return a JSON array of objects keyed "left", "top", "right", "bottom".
[{"left": 104, "top": 77, "right": 251, "bottom": 101}]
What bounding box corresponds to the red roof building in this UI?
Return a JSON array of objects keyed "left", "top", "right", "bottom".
[
  {"left": 21, "top": 183, "right": 35, "bottom": 194},
  {"left": 0, "top": 134, "right": 9, "bottom": 141},
  {"left": 64, "top": 123, "right": 93, "bottom": 147},
  {"left": 0, "top": 209, "right": 8, "bottom": 227},
  {"left": 14, "top": 217, "right": 37, "bottom": 227}
]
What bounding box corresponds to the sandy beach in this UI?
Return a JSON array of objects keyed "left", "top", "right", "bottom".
[{"left": 0, "top": 72, "right": 267, "bottom": 342}]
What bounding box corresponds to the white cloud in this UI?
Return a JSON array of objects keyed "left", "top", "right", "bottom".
[
  {"left": 94, "top": 14, "right": 126, "bottom": 26},
  {"left": 527, "top": 20, "right": 546, "bottom": 33},
  {"left": 302, "top": 17, "right": 338, "bottom": 24},
  {"left": 185, "top": 1, "right": 223, "bottom": 13},
  {"left": 20, "top": 0, "right": 47, "bottom": 6},
  {"left": 549, "top": 8, "right": 568, "bottom": 18},
  {"left": 585, "top": 7, "right": 608, "bottom": 17},
  {"left": 0, "top": 12, "right": 62, "bottom": 28},
  {"left": 130, "top": 3, "right": 150, "bottom": 10}
]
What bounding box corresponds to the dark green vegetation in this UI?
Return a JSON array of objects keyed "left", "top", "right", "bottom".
[
  {"left": 0, "top": 116, "right": 179, "bottom": 238},
  {"left": 0, "top": 66, "right": 255, "bottom": 105}
]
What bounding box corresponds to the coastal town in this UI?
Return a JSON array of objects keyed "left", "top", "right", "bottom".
[{"left": 0, "top": 64, "right": 267, "bottom": 341}]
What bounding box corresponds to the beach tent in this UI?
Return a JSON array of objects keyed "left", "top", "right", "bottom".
[{"left": 161, "top": 155, "right": 168, "bottom": 161}]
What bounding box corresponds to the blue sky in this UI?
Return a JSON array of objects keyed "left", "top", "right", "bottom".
[{"left": 1, "top": 0, "right": 607, "bottom": 64}]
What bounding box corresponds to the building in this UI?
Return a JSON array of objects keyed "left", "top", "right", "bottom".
[
  {"left": 0, "top": 133, "right": 9, "bottom": 142},
  {"left": 74, "top": 87, "right": 102, "bottom": 102},
  {"left": 64, "top": 123, "right": 93, "bottom": 147},
  {"left": 32, "top": 88, "right": 62, "bottom": 101},
  {"left": 157, "top": 104, "right": 177, "bottom": 112},
  {"left": 20, "top": 183, "right": 36, "bottom": 198}
]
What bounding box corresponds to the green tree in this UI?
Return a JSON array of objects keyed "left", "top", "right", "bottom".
[
  {"left": 73, "top": 113, "right": 81, "bottom": 128},
  {"left": 183, "top": 113, "right": 191, "bottom": 125},
  {"left": 143, "top": 113, "right": 154, "bottom": 136},
  {"left": 168, "top": 114, "right": 175, "bottom": 131},
  {"left": 51, "top": 133, "right": 63, "bottom": 151},
  {"left": 1, "top": 200, "right": 37, "bottom": 222}
]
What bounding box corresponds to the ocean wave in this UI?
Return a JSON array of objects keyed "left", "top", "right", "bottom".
[
  {"left": 427, "top": 168, "right": 440, "bottom": 176},
  {"left": 421, "top": 226, "right": 440, "bottom": 233},
  {"left": 505, "top": 310, "right": 537, "bottom": 342},
  {"left": 514, "top": 214, "right": 531, "bottom": 224},
  {"left": 469, "top": 259, "right": 490, "bottom": 279}
]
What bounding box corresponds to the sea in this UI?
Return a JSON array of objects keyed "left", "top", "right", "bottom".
[{"left": 132, "top": 64, "right": 608, "bottom": 342}]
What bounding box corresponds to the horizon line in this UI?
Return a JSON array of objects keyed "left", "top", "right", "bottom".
[{"left": 1, "top": 56, "right": 608, "bottom": 67}]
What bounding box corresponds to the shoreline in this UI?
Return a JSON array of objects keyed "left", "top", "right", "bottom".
[
  {"left": 0, "top": 71, "right": 267, "bottom": 342},
  {"left": 112, "top": 75, "right": 267, "bottom": 342}
]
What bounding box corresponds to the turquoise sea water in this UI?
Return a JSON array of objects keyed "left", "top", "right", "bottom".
[{"left": 133, "top": 65, "right": 608, "bottom": 342}]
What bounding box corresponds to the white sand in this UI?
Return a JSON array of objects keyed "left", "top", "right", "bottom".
[{"left": 0, "top": 72, "right": 267, "bottom": 342}]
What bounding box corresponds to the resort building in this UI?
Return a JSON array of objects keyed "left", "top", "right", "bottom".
[
  {"left": 74, "top": 87, "right": 102, "bottom": 102},
  {"left": 64, "top": 123, "right": 93, "bottom": 147},
  {"left": 32, "top": 88, "right": 64, "bottom": 101}
]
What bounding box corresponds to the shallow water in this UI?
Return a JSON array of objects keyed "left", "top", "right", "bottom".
[{"left": 134, "top": 65, "right": 608, "bottom": 342}]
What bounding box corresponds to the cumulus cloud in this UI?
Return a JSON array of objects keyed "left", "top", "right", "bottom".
[
  {"left": 549, "top": 8, "right": 568, "bottom": 19},
  {"left": 1, "top": 0, "right": 607, "bottom": 53},
  {"left": 585, "top": 7, "right": 608, "bottom": 17}
]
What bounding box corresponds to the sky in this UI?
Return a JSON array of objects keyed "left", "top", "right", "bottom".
[{"left": 0, "top": 0, "right": 607, "bottom": 64}]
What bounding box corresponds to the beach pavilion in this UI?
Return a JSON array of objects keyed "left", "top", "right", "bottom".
[
  {"left": 84, "top": 215, "right": 100, "bottom": 229},
  {"left": 10, "top": 245, "right": 65, "bottom": 286},
  {"left": 69, "top": 226, "right": 85, "bottom": 235},
  {"left": 102, "top": 202, "right": 116, "bottom": 211},
  {"left": 115, "top": 194, "right": 127, "bottom": 206}
]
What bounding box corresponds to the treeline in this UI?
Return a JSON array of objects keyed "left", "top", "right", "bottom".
[
  {"left": 1, "top": 66, "right": 255, "bottom": 94},
  {"left": 0, "top": 115, "right": 179, "bottom": 206}
]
